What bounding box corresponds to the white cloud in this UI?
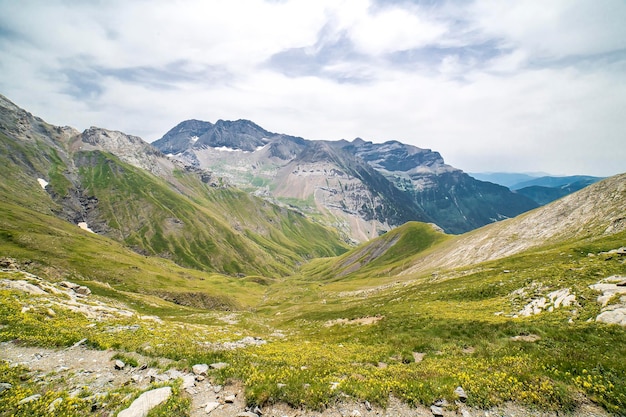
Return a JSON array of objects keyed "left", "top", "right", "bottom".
[
  {"left": 334, "top": 0, "right": 447, "bottom": 55},
  {"left": 470, "top": 0, "right": 626, "bottom": 59},
  {"left": 0, "top": 0, "right": 625, "bottom": 177}
]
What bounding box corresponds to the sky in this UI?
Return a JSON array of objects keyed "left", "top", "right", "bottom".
[{"left": 1, "top": 0, "right": 625, "bottom": 177}]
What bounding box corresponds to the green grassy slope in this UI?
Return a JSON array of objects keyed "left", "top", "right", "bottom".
[
  {"left": 0, "top": 200, "right": 271, "bottom": 310},
  {"left": 300, "top": 221, "right": 450, "bottom": 284},
  {"left": 0, "top": 126, "right": 348, "bottom": 277}
]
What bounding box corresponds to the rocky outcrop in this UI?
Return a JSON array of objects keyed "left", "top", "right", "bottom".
[{"left": 590, "top": 275, "right": 626, "bottom": 326}]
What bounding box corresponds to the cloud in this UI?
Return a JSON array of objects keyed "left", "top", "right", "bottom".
[{"left": 0, "top": 0, "right": 624, "bottom": 176}]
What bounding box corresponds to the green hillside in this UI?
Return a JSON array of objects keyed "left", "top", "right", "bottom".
[
  {"left": 1, "top": 96, "right": 625, "bottom": 416},
  {"left": 0, "top": 114, "right": 348, "bottom": 277}
]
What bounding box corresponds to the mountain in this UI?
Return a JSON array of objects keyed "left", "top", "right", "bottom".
[
  {"left": 3, "top": 94, "right": 625, "bottom": 415},
  {"left": 468, "top": 172, "right": 545, "bottom": 187},
  {"left": 470, "top": 172, "right": 605, "bottom": 206},
  {"left": 509, "top": 175, "right": 604, "bottom": 190},
  {"left": 0, "top": 94, "right": 348, "bottom": 277},
  {"left": 154, "top": 120, "right": 539, "bottom": 240}
]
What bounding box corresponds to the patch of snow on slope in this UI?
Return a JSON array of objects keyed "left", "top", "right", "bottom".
[
  {"left": 78, "top": 222, "right": 95, "bottom": 233},
  {"left": 37, "top": 178, "right": 48, "bottom": 189},
  {"left": 215, "top": 146, "right": 242, "bottom": 152},
  {"left": 190, "top": 135, "right": 199, "bottom": 143}
]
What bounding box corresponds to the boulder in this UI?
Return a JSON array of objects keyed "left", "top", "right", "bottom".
[
  {"left": 18, "top": 394, "right": 42, "bottom": 405},
  {"left": 60, "top": 281, "right": 80, "bottom": 290},
  {"left": 114, "top": 360, "right": 126, "bottom": 370},
  {"left": 75, "top": 285, "right": 91, "bottom": 296},
  {"left": 430, "top": 405, "right": 444, "bottom": 417},
  {"left": 0, "top": 383, "right": 12, "bottom": 393},
  {"left": 48, "top": 397, "right": 63, "bottom": 413},
  {"left": 205, "top": 401, "right": 220, "bottom": 414},
  {"left": 117, "top": 386, "right": 172, "bottom": 417},
  {"left": 455, "top": 386, "right": 468, "bottom": 402},
  {"left": 192, "top": 363, "right": 209, "bottom": 376},
  {"left": 181, "top": 374, "right": 196, "bottom": 389}
]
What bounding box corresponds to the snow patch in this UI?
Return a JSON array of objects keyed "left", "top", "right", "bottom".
[
  {"left": 190, "top": 135, "right": 199, "bottom": 143},
  {"left": 37, "top": 178, "right": 48, "bottom": 189},
  {"left": 213, "top": 145, "right": 264, "bottom": 154},
  {"left": 78, "top": 222, "right": 95, "bottom": 233},
  {"left": 215, "top": 146, "right": 241, "bottom": 152}
]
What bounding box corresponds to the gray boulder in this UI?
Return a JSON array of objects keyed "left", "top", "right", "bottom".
[{"left": 117, "top": 386, "right": 172, "bottom": 417}]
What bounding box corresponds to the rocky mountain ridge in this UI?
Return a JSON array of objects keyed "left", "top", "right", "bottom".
[{"left": 154, "top": 119, "right": 538, "bottom": 241}]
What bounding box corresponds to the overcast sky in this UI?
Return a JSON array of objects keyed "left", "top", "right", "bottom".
[{"left": 1, "top": 0, "right": 625, "bottom": 176}]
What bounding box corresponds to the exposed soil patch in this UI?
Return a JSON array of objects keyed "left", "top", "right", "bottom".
[{"left": 324, "top": 316, "right": 384, "bottom": 327}]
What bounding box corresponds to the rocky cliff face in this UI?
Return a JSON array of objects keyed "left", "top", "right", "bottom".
[{"left": 154, "top": 119, "right": 538, "bottom": 240}]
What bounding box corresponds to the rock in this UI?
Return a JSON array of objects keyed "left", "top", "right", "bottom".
[
  {"left": 48, "top": 397, "right": 63, "bottom": 413},
  {"left": 192, "top": 363, "right": 209, "bottom": 376},
  {"left": 350, "top": 410, "right": 362, "bottom": 417},
  {"left": 412, "top": 352, "right": 425, "bottom": 363},
  {"left": 210, "top": 362, "right": 229, "bottom": 370},
  {"left": 224, "top": 394, "right": 236, "bottom": 403},
  {"left": 213, "top": 385, "right": 223, "bottom": 393},
  {"left": 75, "top": 285, "right": 91, "bottom": 296},
  {"left": 596, "top": 307, "right": 626, "bottom": 326},
  {"left": 0, "top": 383, "right": 12, "bottom": 393},
  {"left": 18, "top": 394, "right": 42, "bottom": 405},
  {"left": 181, "top": 374, "right": 196, "bottom": 389},
  {"left": 117, "top": 386, "right": 172, "bottom": 417},
  {"left": 114, "top": 360, "right": 126, "bottom": 370},
  {"left": 455, "top": 386, "right": 467, "bottom": 402},
  {"left": 277, "top": 383, "right": 286, "bottom": 389},
  {"left": 364, "top": 400, "right": 372, "bottom": 411},
  {"left": 131, "top": 374, "right": 143, "bottom": 384},
  {"left": 236, "top": 412, "right": 258, "bottom": 417},
  {"left": 71, "top": 338, "right": 88, "bottom": 348},
  {"left": 433, "top": 399, "right": 448, "bottom": 407},
  {"left": 430, "top": 405, "right": 444, "bottom": 417},
  {"left": 167, "top": 369, "right": 183, "bottom": 379},
  {"left": 205, "top": 401, "right": 220, "bottom": 414},
  {"left": 60, "top": 281, "right": 80, "bottom": 290},
  {"left": 2, "top": 279, "right": 47, "bottom": 295}
]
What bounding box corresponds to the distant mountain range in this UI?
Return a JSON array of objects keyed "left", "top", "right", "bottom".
[
  {"left": 470, "top": 172, "right": 604, "bottom": 205},
  {"left": 153, "top": 119, "right": 538, "bottom": 241}
]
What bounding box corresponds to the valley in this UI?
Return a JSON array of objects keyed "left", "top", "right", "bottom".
[{"left": 1, "top": 94, "right": 625, "bottom": 416}]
